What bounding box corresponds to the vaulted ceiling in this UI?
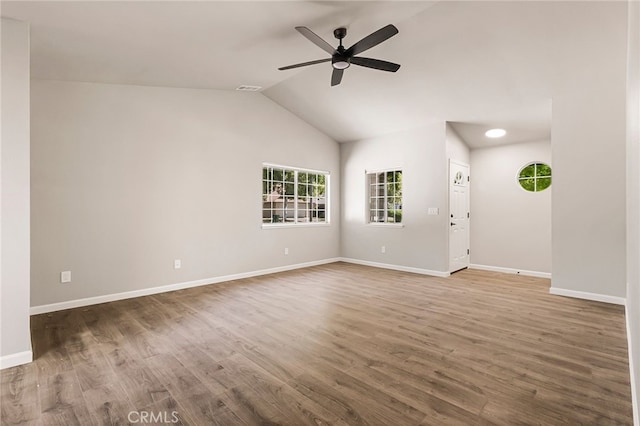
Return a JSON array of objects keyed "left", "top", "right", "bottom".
[{"left": 2, "top": 1, "right": 627, "bottom": 146}]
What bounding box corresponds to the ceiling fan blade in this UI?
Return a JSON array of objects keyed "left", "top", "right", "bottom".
[
  {"left": 295, "top": 26, "right": 336, "bottom": 55},
  {"left": 331, "top": 68, "right": 344, "bottom": 86},
  {"left": 351, "top": 57, "right": 401, "bottom": 72},
  {"left": 346, "top": 24, "right": 399, "bottom": 57},
  {"left": 278, "top": 58, "right": 331, "bottom": 71}
]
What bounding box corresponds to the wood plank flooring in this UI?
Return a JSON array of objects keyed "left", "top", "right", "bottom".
[{"left": 1, "top": 262, "right": 633, "bottom": 425}]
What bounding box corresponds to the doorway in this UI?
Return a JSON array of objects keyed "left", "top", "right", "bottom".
[{"left": 449, "top": 160, "right": 470, "bottom": 273}]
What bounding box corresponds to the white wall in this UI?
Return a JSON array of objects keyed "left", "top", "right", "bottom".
[
  {"left": 340, "top": 122, "right": 449, "bottom": 274},
  {"left": 446, "top": 123, "right": 470, "bottom": 165},
  {"left": 0, "top": 18, "right": 32, "bottom": 368},
  {"left": 551, "top": 93, "right": 627, "bottom": 299},
  {"left": 626, "top": 0, "right": 640, "bottom": 422},
  {"left": 470, "top": 140, "right": 551, "bottom": 275},
  {"left": 551, "top": 5, "right": 628, "bottom": 300},
  {"left": 30, "top": 80, "right": 340, "bottom": 308}
]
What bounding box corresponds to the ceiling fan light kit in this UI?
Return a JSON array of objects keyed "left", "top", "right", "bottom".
[{"left": 278, "top": 24, "right": 401, "bottom": 87}]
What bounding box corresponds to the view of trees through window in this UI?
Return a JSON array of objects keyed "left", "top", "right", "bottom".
[
  {"left": 518, "top": 163, "right": 552, "bottom": 192},
  {"left": 262, "top": 165, "right": 327, "bottom": 225},
  {"left": 368, "top": 170, "right": 402, "bottom": 224}
]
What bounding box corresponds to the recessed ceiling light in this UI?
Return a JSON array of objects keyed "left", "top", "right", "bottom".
[{"left": 485, "top": 128, "right": 507, "bottom": 138}]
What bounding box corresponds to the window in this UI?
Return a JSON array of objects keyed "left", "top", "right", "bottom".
[
  {"left": 367, "top": 170, "right": 402, "bottom": 224},
  {"left": 518, "top": 162, "right": 551, "bottom": 192},
  {"left": 262, "top": 164, "right": 328, "bottom": 225}
]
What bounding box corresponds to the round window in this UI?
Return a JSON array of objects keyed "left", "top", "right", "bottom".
[{"left": 518, "top": 163, "right": 551, "bottom": 192}]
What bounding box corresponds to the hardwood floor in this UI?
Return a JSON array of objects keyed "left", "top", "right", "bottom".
[{"left": 1, "top": 262, "right": 633, "bottom": 425}]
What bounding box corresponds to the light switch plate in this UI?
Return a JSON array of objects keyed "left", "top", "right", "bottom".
[{"left": 428, "top": 208, "right": 439, "bottom": 215}]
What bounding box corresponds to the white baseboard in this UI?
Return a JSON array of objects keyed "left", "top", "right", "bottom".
[
  {"left": 339, "top": 257, "right": 450, "bottom": 278},
  {"left": 627, "top": 300, "right": 640, "bottom": 426},
  {"left": 30, "top": 258, "right": 341, "bottom": 315},
  {"left": 0, "top": 350, "right": 33, "bottom": 370},
  {"left": 469, "top": 263, "right": 551, "bottom": 279},
  {"left": 549, "top": 287, "right": 626, "bottom": 305}
]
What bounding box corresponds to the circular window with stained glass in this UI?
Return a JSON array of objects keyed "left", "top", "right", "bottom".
[{"left": 518, "top": 163, "right": 551, "bottom": 192}]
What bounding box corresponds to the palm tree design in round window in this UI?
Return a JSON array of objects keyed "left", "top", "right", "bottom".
[
  {"left": 453, "top": 171, "right": 464, "bottom": 185},
  {"left": 518, "top": 163, "right": 551, "bottom": 192}
]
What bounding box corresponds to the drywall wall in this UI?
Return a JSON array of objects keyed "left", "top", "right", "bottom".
[
  {"left": 626, "top": 0, "right": 640, "bottom": 422},
  {"left": 551, "top": 92, "right": 627, "bottom": 298},
  {"left": 550, "top": 2, "right": 628, "bottom": 300},
  {"left": 1, "top": 18, "right": 32, "bottom": 367},
  {"left": 446, "top": 123, "right": 470, "bottom": 165},
  {"left": 470, "top": 140, "right": 551, "bottom": 274},
  {"left": 30, "top": 80, "right": 340, "bottom": 308},
  {"left": 340, "top": 122, "right": 449, "bottom": 273}
]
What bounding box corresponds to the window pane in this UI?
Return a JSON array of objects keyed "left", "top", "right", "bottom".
[
  {"left": 262, "top": 166, "right": 329, "bottom": 226},
  {"left": 537, "top": 177, "right": 552, "bottom": 191},
  {"left": 392, "top": 197, "right": 402, "bottom": 209},
  {"left": 537, "top": 164, "right": 552, "bottom": 177},
  {"left": 519, "top": 164, "right": 536, "bottom": 178},
  {"left": 519, "top": 178, "right": 536, "bottom": 191},
  {"left": 387, "top": 183, "right": 396, "bottom": 197},
  {"left": 366, "top": 169, "right": 402, "bottom": 224}
]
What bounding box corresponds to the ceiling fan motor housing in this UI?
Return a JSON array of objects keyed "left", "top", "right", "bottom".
[{"left": 333, "top": 27, "right": 347, "bottom": 40}]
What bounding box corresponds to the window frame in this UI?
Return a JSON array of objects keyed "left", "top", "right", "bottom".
[
  {"left": 262, "top": 163, "right": 330, "bottom": 228},
  {"left": 366, "top": 168, "right": 403, "bottom": 227},
  {"left": 517, "top": 162, "right": 552, "bottom": 193}
]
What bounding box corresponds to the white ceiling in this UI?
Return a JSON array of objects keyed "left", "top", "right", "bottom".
[{"left": 2, "top": 1, "right": 626, "bottom": 146}]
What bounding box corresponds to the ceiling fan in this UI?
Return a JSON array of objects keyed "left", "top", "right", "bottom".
[{"left": 278, "top": 24, "right": 401, "bottom": 87}]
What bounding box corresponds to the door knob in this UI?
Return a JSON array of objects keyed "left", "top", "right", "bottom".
[{"left": 451, "top": 222, "right": 456, "bottom": 226}]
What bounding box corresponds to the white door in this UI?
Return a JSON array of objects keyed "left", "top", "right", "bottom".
[{"left": 449, "top": 160, "right": 470, "bottom": 273}]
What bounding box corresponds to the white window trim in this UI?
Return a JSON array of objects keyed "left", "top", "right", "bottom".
[
  {"left": 365, "top": 168, "right": 403, "bottom": 226},
  {"left": 367, "top": 222, "right": 405, "bottom": 228},
  {"left": 262, "top": 163, "right": 330, "bottom": 228}
]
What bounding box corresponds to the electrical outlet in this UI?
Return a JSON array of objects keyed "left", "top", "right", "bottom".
[
  {"left": 381, "top": 246, "right": 386, "bottom": 254},
  {"left": 174, "top": 259, "right": 181, "bottom": 269},
  {"left": 284, "top": 247, "right": 289, "bottom": 255},
  {"left": 61, "top": 271, "right": 71, "bottom": 283}
]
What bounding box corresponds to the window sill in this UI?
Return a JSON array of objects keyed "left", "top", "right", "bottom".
[
  {"left": 367, "top": 223, "right": 404, "bottom": 228},
  {"left": 262, "top": 223, "right": 331, "bottom": 230}
]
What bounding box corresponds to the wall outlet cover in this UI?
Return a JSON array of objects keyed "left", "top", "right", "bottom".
[{"left": 61, "top": 271, "right": 71, "bottom": 283}]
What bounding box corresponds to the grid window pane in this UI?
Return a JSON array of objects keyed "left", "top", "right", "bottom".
[
  {"left": 367, "top": 169, "right": 402, "bottom": 224},
  {"left": 262, "top": 165, "right": 328, "bottom": 226}
]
